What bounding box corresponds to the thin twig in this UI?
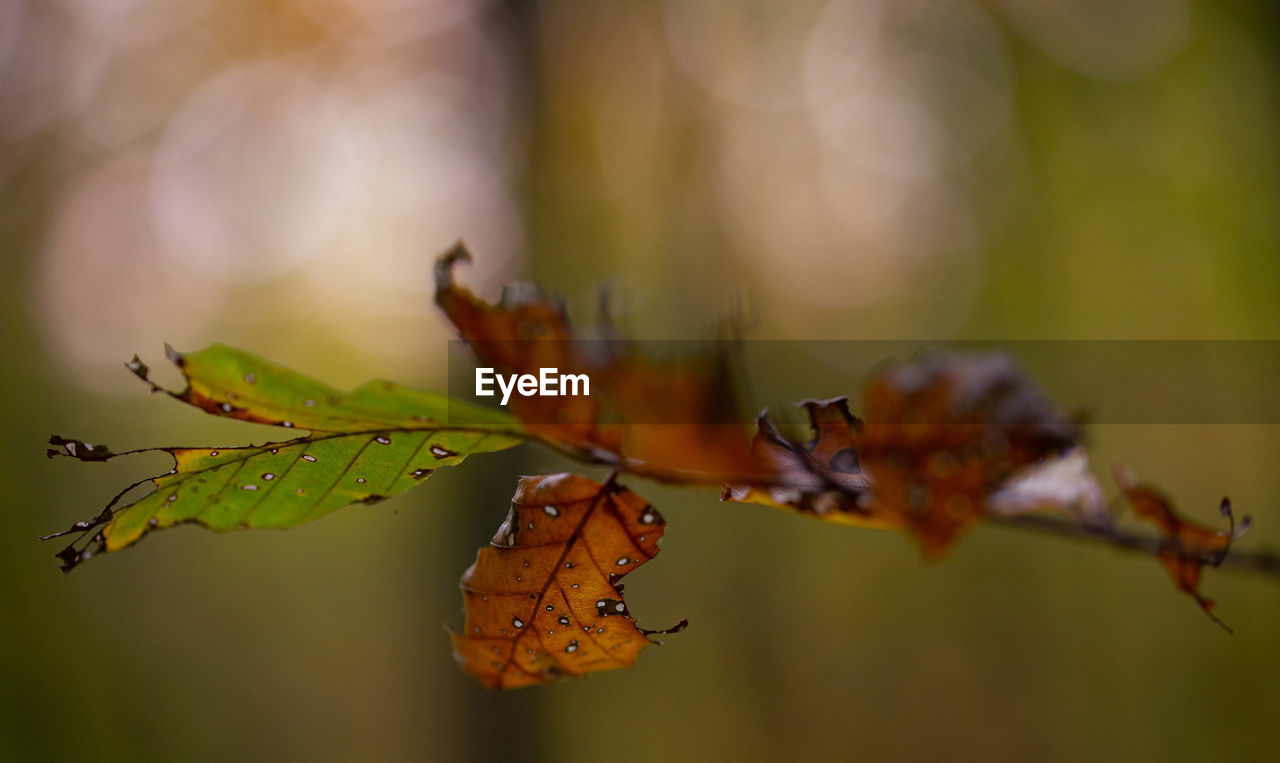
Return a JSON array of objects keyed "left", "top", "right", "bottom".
[
  {"left": 535, "top": 433, "right": 1280, "bottom": 581},
  {"left": 988, "top": 513, "right": 1280, "bottom": 579}
]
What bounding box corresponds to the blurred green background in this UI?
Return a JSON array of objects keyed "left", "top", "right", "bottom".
[{"left": 2, "top": 1, "right": 1278, "bottom": 760}]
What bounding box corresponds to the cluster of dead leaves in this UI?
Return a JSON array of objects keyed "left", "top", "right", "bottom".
[
  {"left": 437, "top": 245, "right": 1250, "bottom": 683},
  {"left": 45, "top": 244, "right": 1251, "bottom": 689}
]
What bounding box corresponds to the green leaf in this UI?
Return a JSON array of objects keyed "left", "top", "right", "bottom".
[{"left": 45, "top": 344, "right": 524, "bottom": 571}]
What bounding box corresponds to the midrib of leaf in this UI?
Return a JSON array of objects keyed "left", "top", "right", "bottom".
[
  {"left": 503, "top": 483, "right": 625, "bottom": 677},
  {"left": 97, "top": 425, "right": 523, "bottom": 553}
]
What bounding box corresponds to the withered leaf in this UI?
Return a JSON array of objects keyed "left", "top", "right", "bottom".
[
  {"left": 451, "top": 473, "right": 684, "bottom": 689},
  {"left": 1115, "top": 468, "right": 1249, "bottom": 631},
  {"left": 859, "top": 352, "right": 1081, "bottom": 555},
  {"left": 721, "top": 398, "right": 882, "bottom": 526},
  {"left": 726, "top": 353, "right": 1085, "bottom": 556},
  {"left": 435, "top": 244, "right": 770, "bottom": 483}
]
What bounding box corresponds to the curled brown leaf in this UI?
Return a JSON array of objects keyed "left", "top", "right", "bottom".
[
  {"left": 435, "top": 244, "right": 770, "bottom": 482},
  {"left": 1115, "top": 467, "right": 1250, "bottom": 632}
]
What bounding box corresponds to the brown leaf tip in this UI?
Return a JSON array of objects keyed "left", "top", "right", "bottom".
[
  {"left": 1114, "top": 467, "right": 1244, "bottom": 632},
  {"left": 163, "top": 342, "right": 186, "bottom": 368},
  {"left": 46, "top": 435, "right": 117, "bottom": 462},
  {"left": 641, "top": 618, "right": 689, "bottom": 639},
  {"left": 52, "top": 531, "right": 105, "bottom": 574},
  {"left": 797, "top": 396, "right": 859, "bottom": 426},
  {"left": 124, "top": 355, "right": 150, "bottom": 382},
  {"left": 434, "top": 241, "right": 472, "bottom": 293}
]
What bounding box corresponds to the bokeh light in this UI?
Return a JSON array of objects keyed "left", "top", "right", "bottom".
[{"left": 3, "top": 0, "right": 1278, "bottom": 760}]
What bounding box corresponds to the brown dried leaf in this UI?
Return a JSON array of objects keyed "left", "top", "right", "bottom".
[
  {"left": 721, "top": 398, "right": 883, "bottom": 526},
  {"left": 1115, "top": 468, "right": 1248, "bottom": 631},
  {"left": 726, "top": 353, "right": 1083, "bottom": 555},
  {"left": 859, "top": 352, "right": 1081, "bottom": 555},
  {"left": 451, "top": 473, "right": 684, "bottom": 689},
  {"left": 435, "top": 244, "right": 770, "bottom": 483}
]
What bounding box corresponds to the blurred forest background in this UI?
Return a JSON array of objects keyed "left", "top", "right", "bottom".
[{"left": 2, "top": 1, "right": 1278, "bottom": 760}]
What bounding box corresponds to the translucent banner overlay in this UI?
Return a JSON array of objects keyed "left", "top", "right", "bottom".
[{"left": 447, "top": 340, "right": 1280, "bottom": 425}]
